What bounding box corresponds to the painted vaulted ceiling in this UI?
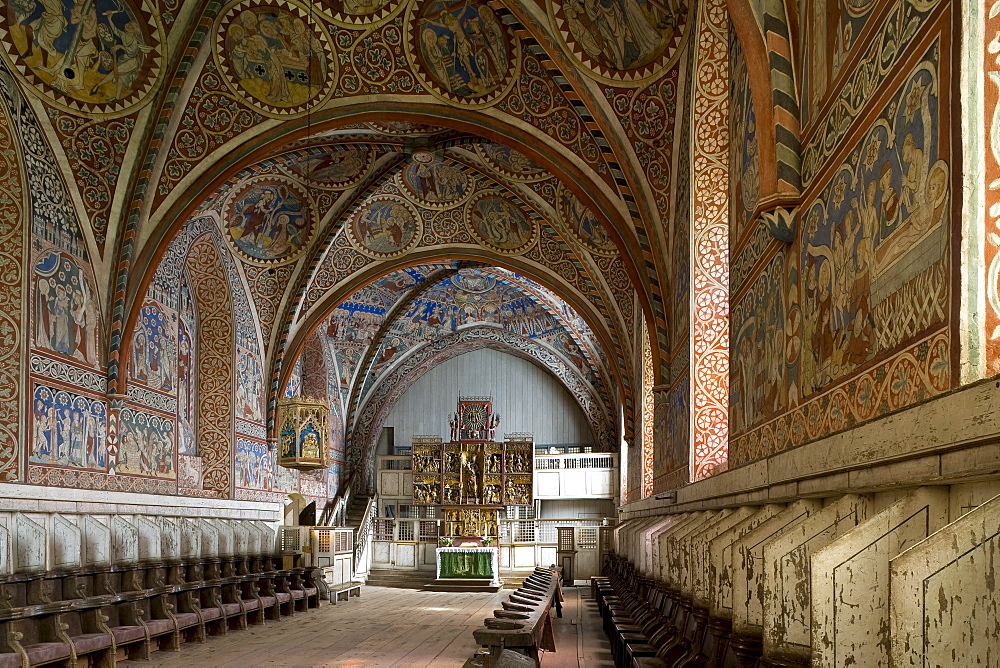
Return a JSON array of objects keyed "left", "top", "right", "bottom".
[{"left": 0, "top": 0, "right": 710, "bottom": 485}]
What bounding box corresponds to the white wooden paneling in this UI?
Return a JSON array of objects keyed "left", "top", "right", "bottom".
[
  {"left": 537, "top": 472, "right": 561, "bottom": 497},
  {"left": 384, "top": 348, "right": 593, "bottom": 447},
  {"left": 396, "top": 543, "right": 416, "bottom": 567},
  {"left": 513, "top": 545, "right": 535, "bottom": 568}
]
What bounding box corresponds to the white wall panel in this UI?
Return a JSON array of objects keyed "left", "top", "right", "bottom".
[{"left": 384, "top": 348, "right": 593, "bottom": 448}]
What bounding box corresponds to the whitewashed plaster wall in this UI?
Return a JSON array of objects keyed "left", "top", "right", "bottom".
[{"left": 383, "top": 348, "right": 594, "bottom": 448}]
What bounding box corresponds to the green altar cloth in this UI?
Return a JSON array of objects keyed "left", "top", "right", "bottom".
[{"left": 438, "top": 550, "right": 494, "bottom": 578}]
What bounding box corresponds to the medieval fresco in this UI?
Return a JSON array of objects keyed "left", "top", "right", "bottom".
[
  {"left": 398, "top": 154, "right": 470, "bottom": 207},
  {"left": 215, "top": 0, "right": 335, "bottom": 115},
  {"left": 729, "top": 31, "right": 759, "bottom": 245},
  {"left": 280, "top": 145, "right": 372, "bottom": 189},
  {"left": 225, "top": 177, "right": 313, "bottom": 264},
  {"left": 236, "top": 347, "right": 265, "bottom": 422},
  {"left": 558, "top": 186, "right": 616, "bottom": 254},
  {"left": 130, "top": 301, "right": 177, "bottom": 394},
  {"left": 730, "top": 37, "right": 953, "bottom": 465},
  {"left": 548, "top": 0, "right": 691, "bottom": 83},
  {"left": 236, "top": 437, "right": 272, "bottom": 489},
  {"left": 409, "top": 0, "right": 517, "bottom": 105},
  {"left": 33, "top": 250, "right": 99, "bottom": 366},
  {"left": 30, "top": 384, "right": 106, "bottom": 470},
  {"left": 347, "top": 195, "right": 421, "bottom": 258},
  {"left": 176, "top": 313, "right": 196, "bottom": 456},
  {"left": 0, "top": 0, "right": 162, "bottom": 113},
  {"left": 467, "top": 193, "right": 534, "bottom": 252},
  {"left": 117, "top": 407, "right": 175, "bottom": 479},
  {"left": 475, "top": 143, "right": 548, "bottom": 181}
]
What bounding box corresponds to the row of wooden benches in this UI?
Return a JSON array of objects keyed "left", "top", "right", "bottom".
[
  {"left": 595, "top": 554, "right": 736, "bottom": 667},
  {"left": 466, "top": 567, "right": 563, "bottom": 667},
  {"left": 0, "top": 554, "right": 326, "bottom": 667}
]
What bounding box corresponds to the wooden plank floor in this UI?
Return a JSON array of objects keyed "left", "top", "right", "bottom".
[{"left": 120, "top": 585, "right": 613, "bottom": 667}]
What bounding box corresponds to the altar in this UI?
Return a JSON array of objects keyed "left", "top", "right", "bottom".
[{"left": 430, "top": 547, "right": 501, "bottom": 591}]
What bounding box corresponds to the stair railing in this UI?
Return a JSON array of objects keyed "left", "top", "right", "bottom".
[
  {"left": 319, "top": 472, "right": 355, "bottom": 527},
  {"left": 352, "top": 495, "right": 376, "bottom": 581}
]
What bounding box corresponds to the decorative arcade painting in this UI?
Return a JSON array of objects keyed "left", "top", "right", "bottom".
[{"left": 411, "top": 397, "right": 533, "bottom": 511}]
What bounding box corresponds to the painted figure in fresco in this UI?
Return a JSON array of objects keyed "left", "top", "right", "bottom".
[
  {"left": 878, "top": 161, "right": 899, "bottom": 227},
  {"left": 230, "top": 183, "right": 309, "bottom": 261},
  {"left": 568, "top": 0, "right": 667, "bottom": 70},
  {"left": 291, "top": 147, "right": 365, "bottom": 185},
  {"left": 35, "top": 253, "right": 99, "bottom": 365},
  {"left": 237, "top": 351, "right": 265, "bottom": 421},
  {"left": 422, "top": 27, "right": 450, "bottom": 89},
  {"left": 10, "top": 0, "right": 155, "bottom": 102},
  {"left": 354, "top": 201, "right": 413, "bottom": 254},
  {"left": 473, "top": 197, "right": 530, "bottom": 249},
  {"left": 31, "top": 386, "right": 106, "bottom": 469},
  {"left": 342, "top": 0, "right": 389, "bottom": 16},
  {"left": 17, "top": 0, "right": 67, "bottom": 72},
  {"left": 88, "top": 16, "right": 153, "bottom": 98},
  {"left": 118, "top": 411, "right": 174, "bottom": 477},
  {"left": 225, "top": 8, "right": 326, "bottom": 108},
  {"left": 418, "top": 1, "right": 510, "bottom": 97}
]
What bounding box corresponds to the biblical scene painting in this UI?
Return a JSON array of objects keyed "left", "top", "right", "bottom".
[
  {"left": 176, "top": 317, "right": 196, "bottom": 455},
  {"left": 554, "top": 0, "right": 686, "bottom": 73},
  {"left": 477, "top": 143, "right": 547, "bottom": 180},
  {"left": 226, "top": 178, "right": 312, "bottom": 263},
  {"left": 130, "top": 301, "right": 177, "bottom": 393},
  {"left": 560, "top": 188, "right": 615, "bottom": 253},
  {"left": 731, "top": 252, "right": 790, "bottom": 436},
  {"left": 281, "top": 146, "right": 370, "bottom": 189},
  {"left": 236, "top": 437, "right": 272, "bottom": 489},
  {"left": 348, "top": 196, "right": 419, "bottom": 257},
  {"left": 30, "top": 384, "right": 107, "bottom": 470},
  {"left": 399, "top": 153, "right": 469, "bottom": 206},
  {"left": 1, "top": 0, "right": 159, "bottom": 106},
  {"left": 799, "top": 58, "right": 947, "bottom": 396},
  {"left": 415, "top": 0, "right": 512, "bottom": 99},
  {"left": 798, "top": 0, "right": 885, "bottom": 127},
  {"left": 323, "top": 0, "right": 394, "bottom": 19},
  {"left": 236, "top": 347, "right": 265, "bottom": 422},
  {"left": 468, "top": 194, "right": 533, "bottom": 252},
  {"left": 34, "top": 250, "right": 100, "bottom": 366},
  {"left": 731, "top": 48, "right": 951, "bottom": 440},
  {"left": 219, "top": 3, "right": 331, "bottom": 111},
  {"left": 117, "top": 407, "right": 175, "bottom": 478}
]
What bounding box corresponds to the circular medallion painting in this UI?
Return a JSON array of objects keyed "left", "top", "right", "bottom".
[
  {"left": 558, "top": 185, "right": 617, "bottom": 254},
  {"left": 0, "top": 0, "right": 164, "bottom": 117},
  {"left": 406, "top": 0, "right": 519, "bottom": 108},
  {"left": 315, "top": 0, "right": 404, "bottom": 28},
  {"left": 279, "top": 145, "right": 373, "bottom": 189},
  {"left": 215, "top": 0, "right": 336, "bottom": 117},
  {"left": 224, "top": 176, "right": 314, "bottom": 264},
  {"left": 347, "top": 195, "right": 422, "bottom": 258},
  {"left": 466, "top": 192, "right": 535, "bottom": 254},
  {"left": 396, "top": 153, "right": 470, "bottom": 208},
  {"left": 547, "top": 0, "right": 692, "bottom": 85},
  {"left": 475, "top": 143, "right": 549, "bottom": 182}
]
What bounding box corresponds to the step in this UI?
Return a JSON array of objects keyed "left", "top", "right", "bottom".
[{"left": 424, "top": 578, "right": 503, "bottom": 593}]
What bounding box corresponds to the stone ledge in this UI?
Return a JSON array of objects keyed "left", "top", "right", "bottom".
[{"left": 620, "top": 377, "right": 1000, "bottom": 518}]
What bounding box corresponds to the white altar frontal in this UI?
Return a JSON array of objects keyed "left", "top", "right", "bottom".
[{"left": 434, "top": 547, "right": 501, "bottom": 588}]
